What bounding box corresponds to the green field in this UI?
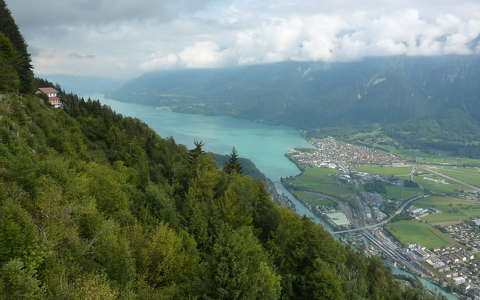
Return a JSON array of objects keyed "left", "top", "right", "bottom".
[
  {"left": 436, "top": 167, "right": 480, "bottom": 187},
  {"left": 287, "top": 168, "right": 354, "bottom": 199},
  {"left": 413, "top": 175, "right": 462, "bottom": 195},
  {"left": 384, "top": 185, "right": 422, "bottom": 201},
  {"left": 415, "top": 196, "right": 480, "bottom": 224},
  {"left": 386, "top": 220, "right": 455, "bottom": 249},
  {"left": 291, "top": 191, "right": 337, "bottom": 208},
  {"left": 356, "top": 165, "right": 412, "bottom": 178}
]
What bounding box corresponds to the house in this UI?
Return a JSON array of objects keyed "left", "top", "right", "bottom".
[{"left": 37, "top": 87, "right": 62, "bottom": 108}]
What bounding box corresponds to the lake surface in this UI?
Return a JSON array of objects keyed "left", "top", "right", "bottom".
[
  {"left": 94, "top": 95, "right": 456, "bottom": 299},
  {"left": 94, "top": 96, "right": 325, "bottom": 225}
]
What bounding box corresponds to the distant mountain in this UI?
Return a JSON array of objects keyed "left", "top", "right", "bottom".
[
  {"left": 111, "top": 55, "right": 480, "bottom": 157},
  {"left": 44, "top": 74, "right": 124, "bottom": 95}
]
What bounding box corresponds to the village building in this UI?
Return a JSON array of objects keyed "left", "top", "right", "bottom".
[{"left": 37, "top": 87, "right": 62, "bottom": 108}]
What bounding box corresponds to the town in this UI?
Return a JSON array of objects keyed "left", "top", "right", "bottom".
[
  {"left": 287, "top": 137, "right": 402, "bottom": 171},
  {"left": 284, "top": 137, "right": 480, "bottom": 299}
]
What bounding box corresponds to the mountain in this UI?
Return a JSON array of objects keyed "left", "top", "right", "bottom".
[
  {"left": 0, "top": 85, "right": 445, "bottom": 300},
  {"left": 0, "top": 1, "right": 447, "bottom": 298},
  {"left": 111, "top": 56, "right": 480, "bottom": 157}
]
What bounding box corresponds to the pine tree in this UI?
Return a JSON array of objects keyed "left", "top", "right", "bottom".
[
  {"left": 223, "top": 147, "right": 243, "bottom": 174},
  {"left": 189, "top": 139, "right": 205, "bottom": 162},
  {"left": 0, "top": 33, "right": 20, "bottom": 92},
  {"left": 0, "top": 0, "right": 34, "bottom": 93}
]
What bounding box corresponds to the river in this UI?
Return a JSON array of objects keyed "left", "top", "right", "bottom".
[{"left": 93, "top": 95, "right": 457, "bottom": 299}]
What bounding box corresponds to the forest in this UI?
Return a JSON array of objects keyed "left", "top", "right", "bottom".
[{"left": 0, "top": 0, "right": 446, "bottom": 298}]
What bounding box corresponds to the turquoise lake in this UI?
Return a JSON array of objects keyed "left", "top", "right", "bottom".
[
  {"left": 94, "top": 96, "right": 323, "bottom": 224},
  {"left": 95, "top": 95, "right": 457, "bottom": 300}
]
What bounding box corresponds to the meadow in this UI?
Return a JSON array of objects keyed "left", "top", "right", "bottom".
[
  {"left": 286, "top": 168, "right": 354, "bottom": 199},
  {"left": 386, "top": 220, "right": 455, "bottom": 249},
  {"left": 357, "top": 165, "right": 412, "bottom": 178},
  {"left": 416, "top": 196, "right": 480, "bottom": 224}
]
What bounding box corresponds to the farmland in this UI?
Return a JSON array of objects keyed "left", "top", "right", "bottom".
[
  {"left": 285, "top": 168, "right": 354, "bottom": 199},
  {"left": 416, "top": 196, "right": 480, "bottom": 224},
  {"left": 356, "top": 165, "right": 412, "bottom": 178},
  {"left": 386, "top": 220, "right": 456, "bottom": 249}
]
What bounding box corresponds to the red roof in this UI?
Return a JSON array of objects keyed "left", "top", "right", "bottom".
[{"left": 38, "top": 87, "right": 58, "bottom": 94}]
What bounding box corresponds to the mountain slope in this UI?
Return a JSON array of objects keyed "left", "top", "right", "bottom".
[
  {"left": 0, "top": 0, "right": 34, "bottom": 93},
  {"left": 0, "top": 1, "right": 447, "bottom": 298},
  {"left": 0, "top": 88, "right": 447, "bottom": 299},
  {"left": 112, "top": 56, "right": 480, "bottom": 157}
]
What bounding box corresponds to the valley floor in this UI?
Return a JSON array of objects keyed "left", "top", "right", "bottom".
[{"left": 284, "top": 137, "right": 480, "bottom": 299}]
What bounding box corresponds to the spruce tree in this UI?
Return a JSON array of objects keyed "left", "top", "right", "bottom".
[
  {"left": 0, "top": 33, "right": 20, "bottom": 91},
  {"left": 224, "top": 147, "right": 243, "bottom": 174},
  {"left": 0, "top": 0, "right": 34, "bottom": 93},
  {"left": 189, "top": 139, "right": 205, "bottom": 161}
]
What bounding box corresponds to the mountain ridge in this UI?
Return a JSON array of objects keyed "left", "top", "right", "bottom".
[{"left": 111, "top": 55, "right": 480, "bottom": 157}]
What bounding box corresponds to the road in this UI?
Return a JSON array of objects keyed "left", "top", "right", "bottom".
[
  {"left": 420, "top": 166, "right": 480, "bottom": 193},
  {"left": 333, "top": 194, "right": 429, "bottom": 234}
]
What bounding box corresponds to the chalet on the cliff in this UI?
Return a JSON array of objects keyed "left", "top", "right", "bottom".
[{"left": 37, "top": 87, "right": 62, "bottom": 108}]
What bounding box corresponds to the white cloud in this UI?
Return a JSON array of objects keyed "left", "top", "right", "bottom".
[
  {"left": 142, "top": 41, "right": 227, "bottom": 70},
  {"left": 7, "top": 0, "right": 480, "bottom": 77}
]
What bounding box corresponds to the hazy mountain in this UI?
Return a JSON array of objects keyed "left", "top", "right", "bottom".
[{"left": 112, "top": 55, "right": 480, "bottom": 157}]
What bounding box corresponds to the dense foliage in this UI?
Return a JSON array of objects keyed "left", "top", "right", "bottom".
[
  {"left": 0, "top": 4, "right": 446, "bottom": 298},
  {"left": 111, "top": 56, "right": 480, "bottom": 157},
  {"left": 0, "top": 0, "right": 34, "bottom": 93},
  {"left": 0, "top": 91, "right": 445, "bottom": 299}
]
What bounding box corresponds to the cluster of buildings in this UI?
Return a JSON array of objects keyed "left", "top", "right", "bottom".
[
  {"left": 444, "top": 222, "right": 480, "bottom": 253},
  {"left": 407, "top": 205, "right": 437, "bottom": 218},
  {"left": 406, "top": 238, "right": 479, "bottom": 296},
  {"left": 360, "top": 192, "right": 390, "bottom": 222},
  {"left": 287, "top": 137, "right": 402, "bottom": 171}
]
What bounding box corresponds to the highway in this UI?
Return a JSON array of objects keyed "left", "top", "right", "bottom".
[{"left": 333, "top": 194, "right": 429, "bottom": 234}]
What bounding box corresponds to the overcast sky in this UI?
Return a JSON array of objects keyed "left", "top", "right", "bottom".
[{"left": 7, "top": 0, "right": 480, "bottom": 79}]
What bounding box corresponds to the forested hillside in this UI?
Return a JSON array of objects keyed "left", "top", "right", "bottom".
[
  {"left": 111, "top": 56, "right": 480, "bottom": 157},
  {"left": 0, "top": 84, "right": 446, "bottom": 300},
  {"left": 0, "top": 1, "right": 447, "bottom": 298},
  {"left": 0, "top": 0, "right": 34, "bottom": 93}
]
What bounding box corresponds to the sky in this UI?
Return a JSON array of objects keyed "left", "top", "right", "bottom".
[{"left": 7, "top": 0, "right": 480, "bottom": 79}]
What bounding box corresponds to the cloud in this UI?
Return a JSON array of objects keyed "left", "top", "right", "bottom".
[
  {"left": 6, "top": 0, "right": 480, "bottom": 78},
  {"left": 7, "top": 0, "right": 218, "bottom": 28},
  {"left": 141, "top": 9, "right": 480, "bottom": 71},
  {"left": 69, "top": 53, "right": 96, "bottom": 59}
]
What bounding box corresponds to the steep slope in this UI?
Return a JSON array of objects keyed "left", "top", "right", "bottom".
[
  {"left": 0, "top": 1, "right": 447, "bottom": 298},
  {"left": 0, "top": 89, "right": 446, "bottom": 299},
  {"left": 0, "top": 0, "right": 34, "bottom": 93}
]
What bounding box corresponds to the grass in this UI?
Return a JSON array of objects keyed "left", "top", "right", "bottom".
[
  {"left": 291, "top": 191, "right": 337, "bottom": 208},
  {"left": 356, "top": 165, "right": 412, "bottom": 178},
  {"left": 415, "top": 196, "right": 480, "bottom": 224},
  {"left": 287, "top": 168, "right": 354, "bottom": 199},
  {"left": 413, "top": 175, "right": 462, "bottom": 195},
  {"left": 436, "top": 166, "right": 480, "bottom": 187},
  {"left": 384, "top": 185, "right": 423, "bottom": 201},
  {"left": 386, "top": 220, "right": 455, "bottom": 249}
]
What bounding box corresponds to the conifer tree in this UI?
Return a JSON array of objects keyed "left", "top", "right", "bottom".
[
  {"left": 189, "top": 139, "right": 205, "bottom": 161},
  {"left": 0, "top": 0, "right": 34, "bottom": 93},
  {"left": 224, "top": 147, "right": 243, "bottom": 174},
  {"left": 0, "top": 33, "right": 20, "bottom": 92}
]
